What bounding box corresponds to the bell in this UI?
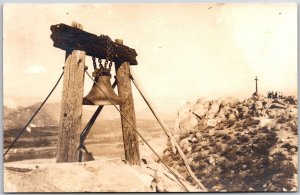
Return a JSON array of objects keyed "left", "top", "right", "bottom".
[{"left": 83, "top": 74, "right": 123, "bottom": 105}]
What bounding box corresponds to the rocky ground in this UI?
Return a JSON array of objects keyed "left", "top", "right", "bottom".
[
  {"left": 4, "top": 157, "right": 191, "bottom": 192},
  {"left": 4, "top": 137, "right": 200, "bottom": 192},
  {"left": 163, "top": 95, "right": 298, "bottom": 192}
]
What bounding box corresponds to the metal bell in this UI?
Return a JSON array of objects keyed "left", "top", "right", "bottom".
[{"left": 83, "top": 74, "right": 123, "bottom": 105}]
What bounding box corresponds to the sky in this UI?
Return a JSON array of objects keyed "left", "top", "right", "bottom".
[{"left": 3, "top": 3, "right": 297, "bottom": 119}]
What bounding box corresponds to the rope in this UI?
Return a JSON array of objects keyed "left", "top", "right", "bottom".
[
  {"left": 3, "top": 71, "right": 64, "bottom": 157},
  {"left": 130, "top": 73, "right": 207, "bottom": 192},
  {"left": 85, "top": 70, "right": 190, "bottom": 192}
]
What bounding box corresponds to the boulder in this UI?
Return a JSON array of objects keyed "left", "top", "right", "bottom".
[
  {"left": 187, "top": 134, "right": 198, "bottom": 145},
  {"left": 179, "top": 137, "right": 192, "bottom": 152},
  {"left": 228, "top": 113, "right": 236, "bottom": 121},
  {"left": 266, "top": 109, "right": 276, "bottom": 118},
  {"left": 177, "top": 102, "right": 193, "bottom": 119},
  {"left": 255, "top": 110, "right": 263, "bottom": 117},
  {"left": 195, "top": 98, "right": 212, "bottom": 110},
  {"left": 203, "top": 101, "right": 211, "bottom": 109},
  {"left": 217, "top": 97, "right": 239, "bottom": 108},
  {"left": 262, "top": 101, "right": 270, "bottom": 109},
  {"left": 243, "top": 98, "right": 254, "bottom": 107},
  {"left": 195, "top": 132, "right": 202, "bottom": 139},
  {"left": 203, "top": 118, "right": 217, "bottom": 128},
  {"left": 289, "top": 107, "right": 298, "bottom": 118},
  {"left": 256, "top": 95, "right": 265, "bottom": 101},
  {"left": 237, "top": 106, "right": 249, "bottom": 119},
  {"left": 178, "top": 112, "right": 199, "bottom": 132},
  {"left": 222, "top": 105, "right": 231, "bottom": 116},
  {"left": 277, "top": 111, "right": 291, "bottom": 123},
  {"left": 206, "top": 102, "right": 220, "bottom": 118},
  {"left": 273, "top": 98, "right": 285, "bottom": 106},
  {"left": 193, "top": 103, "right": 208, "bottom": 119},
  {"left": 195, "top": 98, "right": 207, "bottom": 105},
  {"left": 216, "top": 110, "right": 226, "bottom": 121},
  {"left": 270, "top": 103, "right": 286, "bottom": 109},
  {"left": 253, "top": 101, "right": 263, "bottom": 110},
  {"left": 260, "top": 109, "right": 267, "bottom": 117},
  {"left": 233, "top": 109, "right": 239, "bottom": 116},
  {"left": 288, "top": 120, "right": 297, "bottom": 132},
  {"left": 241, "top": 106, "right": 249, "bottom": 113},
  {"left": 243, "top": 117, "right": 260, "bottom": 127}
]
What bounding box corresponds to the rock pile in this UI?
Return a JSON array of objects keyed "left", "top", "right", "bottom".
[{"left": 163, "top": 95, "right": 298, "bottom": 192}]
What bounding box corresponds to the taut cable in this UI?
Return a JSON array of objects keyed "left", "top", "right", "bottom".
[
  {"left": 85, "top": 70, "right": 190, "bottom": 192},
  {"left": 3, "top": 71, "right": 64, "bottom": 157},
  {"left": 130, "top": 72, "right": 207, "bottom": 191}
]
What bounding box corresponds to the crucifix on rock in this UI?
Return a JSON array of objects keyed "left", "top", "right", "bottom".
[{"left": 254, "top": 76, "right": 258, "bottom": 95}]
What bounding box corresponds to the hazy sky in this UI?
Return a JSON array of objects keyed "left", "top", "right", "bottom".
[{"left": 3, "top": 3, "right": 297, "bottom": 118}]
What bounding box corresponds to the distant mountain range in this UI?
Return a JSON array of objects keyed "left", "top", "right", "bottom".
[
  {"left": 3, "top": 102, "right": 61, "bottom": 130},
  {"left": 3, "top": 100, "right": 176, "bottom": 130}
]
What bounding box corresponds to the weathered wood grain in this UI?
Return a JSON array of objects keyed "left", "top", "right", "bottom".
[
  {"left": 115, "top": 39, "right": 141, "bottom": 166},
  {"left": 56, "top": 22, "right": 85, "bottom": 163},
  {"left": 50, "top": 23, "right": 138, "bottom": 65}
]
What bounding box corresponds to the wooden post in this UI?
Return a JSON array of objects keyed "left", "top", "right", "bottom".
[
  {"left": 115, "top": 39, "right": 140, "bottom": 166},
  {"left": 56, "top": 22, "right": 86, "bottom": 163}
]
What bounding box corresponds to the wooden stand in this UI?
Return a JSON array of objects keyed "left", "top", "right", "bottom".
[
  {"left": 54, "top": 23, "right": 140, "bottom": 165},
  {"left": 56, "top": 22, "right": 85, "bottom": 163}
]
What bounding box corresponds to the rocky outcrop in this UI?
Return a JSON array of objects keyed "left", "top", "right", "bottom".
[
  {"left": 165, "top": 95, "right": 298, "bottom": 192},
  {"left": 174, "top": 96, "right": 297, "bottom": 134}
]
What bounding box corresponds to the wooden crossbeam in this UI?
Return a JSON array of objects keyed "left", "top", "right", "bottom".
[{"left": 50, "top": 23, "right": 138, "bottom": 65}]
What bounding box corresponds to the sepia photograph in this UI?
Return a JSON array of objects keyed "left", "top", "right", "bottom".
[{"left": 3, "top": 3, "right": 298, "bottom": 192}]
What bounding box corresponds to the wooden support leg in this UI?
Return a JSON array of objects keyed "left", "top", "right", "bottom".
[
  {"left": 115, "top": 39, "right": 140, "bottom": 166},
  {"left": 56, "top": 22, "right": 85, "bottom": 163}
]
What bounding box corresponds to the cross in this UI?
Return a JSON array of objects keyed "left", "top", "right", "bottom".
[{"left": 255, "top": 76, "right": 258, "bottom": 95}]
